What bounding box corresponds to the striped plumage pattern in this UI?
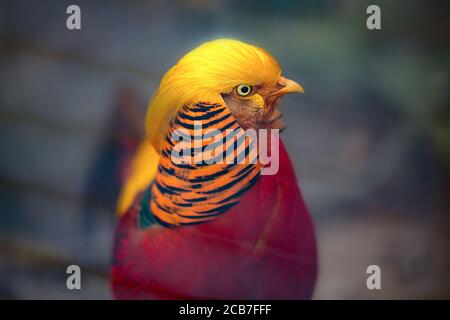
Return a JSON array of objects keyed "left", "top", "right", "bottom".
[
  {"left": 112, "top": 137, "right": 317, "bottom": 299},
  {"left": 140, "top": 102, "right": 262, "bottom": 227}
]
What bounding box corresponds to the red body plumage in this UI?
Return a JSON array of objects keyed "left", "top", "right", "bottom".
[{"left": 111, "top": 140, "right": 317, "bottom": 299}]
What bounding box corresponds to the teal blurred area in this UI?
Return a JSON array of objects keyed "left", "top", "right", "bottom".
[{"left": 0, "top": 0, "right": 449, "bottom": 299}]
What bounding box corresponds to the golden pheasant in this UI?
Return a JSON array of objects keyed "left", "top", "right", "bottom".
[{"left": 111, "top": 39, "right": 317, "bottom": 299}]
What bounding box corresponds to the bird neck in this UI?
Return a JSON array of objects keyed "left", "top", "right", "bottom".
[{"left": 139, "top": 102, "right": 262, "bottom": 228}]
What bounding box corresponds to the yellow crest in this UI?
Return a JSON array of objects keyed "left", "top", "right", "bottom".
[{"left": 145, "top": 39, "right": 281, "bottom": 151}]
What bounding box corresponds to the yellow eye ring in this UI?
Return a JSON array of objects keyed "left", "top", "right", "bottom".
[{"left": 235, "top": 84, "right": 252, "bottom": 97}]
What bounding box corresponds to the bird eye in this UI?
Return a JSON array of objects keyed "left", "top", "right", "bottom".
[{"left": 235, "top": 84, "right": 252, "bottom": 97}]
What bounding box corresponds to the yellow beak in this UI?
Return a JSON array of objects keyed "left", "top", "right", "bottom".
[{"left": 271, "top": 77, "right": 305, "bottom": 96}]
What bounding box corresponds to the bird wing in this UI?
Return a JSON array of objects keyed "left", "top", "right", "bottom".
[{"left": 116, "top": 141, "right": 160, "bottom": 215}]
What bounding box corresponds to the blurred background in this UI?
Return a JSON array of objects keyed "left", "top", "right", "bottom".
[{"left": 0, "top": 0, "right": 449, "bottom": 299}]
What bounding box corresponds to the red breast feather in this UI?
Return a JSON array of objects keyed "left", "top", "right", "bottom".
[{"left": 111, "top": 140, "right": 317, "bottom": 299}]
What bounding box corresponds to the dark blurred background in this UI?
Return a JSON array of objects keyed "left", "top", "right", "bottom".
[{"left": 0, "top": 0, "right": 449, "bottom": 299}]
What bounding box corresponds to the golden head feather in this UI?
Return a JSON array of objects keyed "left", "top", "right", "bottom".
[{"left": 145, "top": 39, "right": 282, "bottom": 151}]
